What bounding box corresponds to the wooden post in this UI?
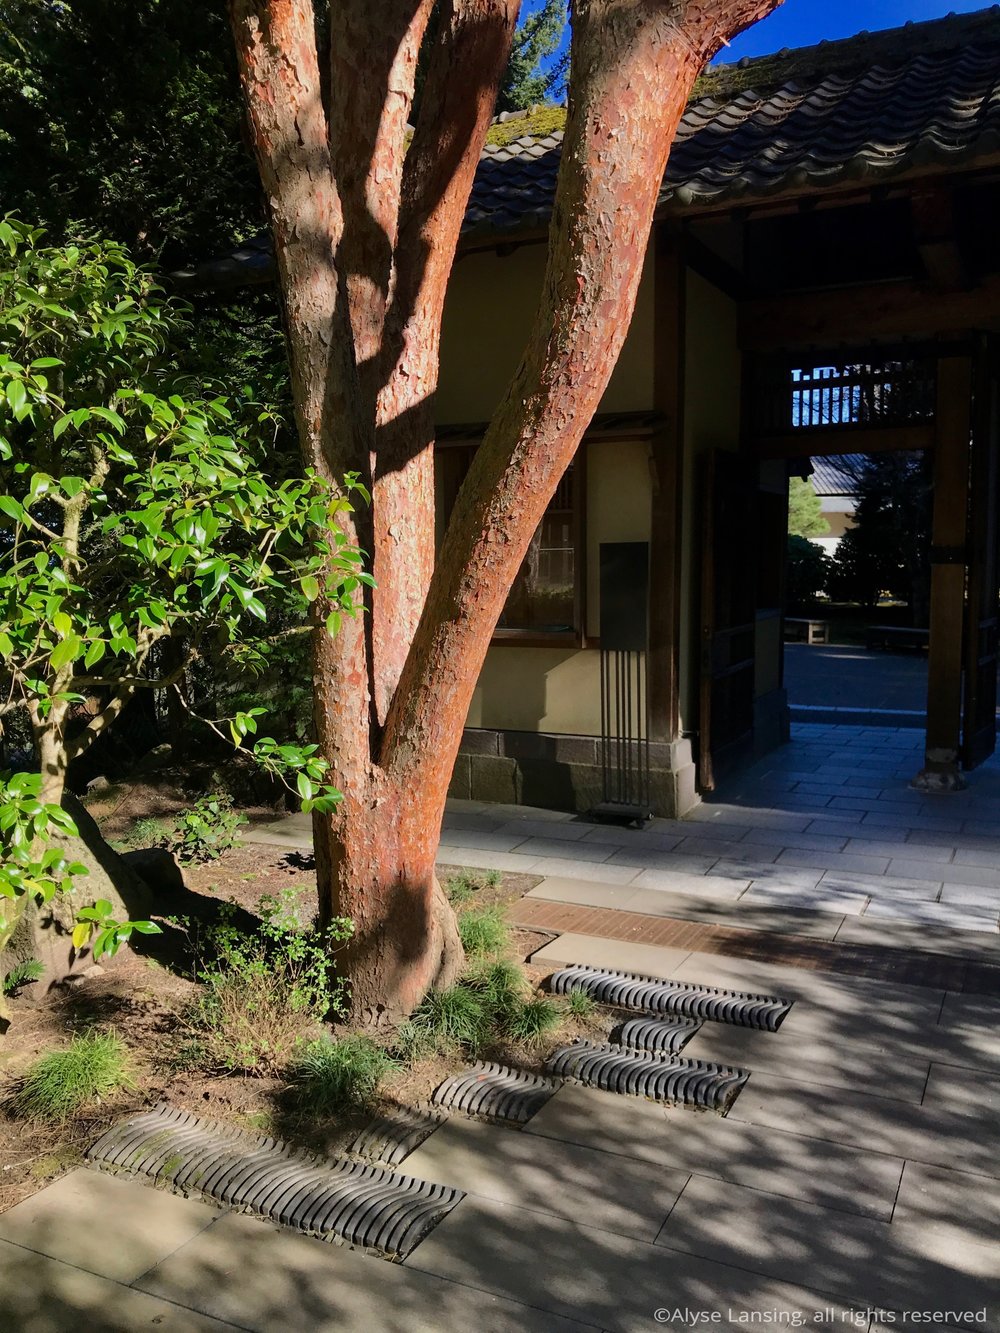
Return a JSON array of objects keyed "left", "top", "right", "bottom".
[
  {"left": 648, "top": 227, "right": 685, "bottom": 743},
  {"left": 914, "top": 354, "right": 972, "bottom": 791}
]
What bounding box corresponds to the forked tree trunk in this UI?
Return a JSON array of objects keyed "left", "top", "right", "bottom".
[{"left": 230, "top": 0, "right": 782, "bottom": 1026}]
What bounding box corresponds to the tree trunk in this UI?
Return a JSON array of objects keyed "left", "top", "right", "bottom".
[{"left": 229, "top": 0, "right": 782, "bottom": 1026}]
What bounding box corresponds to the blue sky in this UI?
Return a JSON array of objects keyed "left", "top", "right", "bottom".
[{"left": 718, "top": 0, "right": 991, "bottom": 62}]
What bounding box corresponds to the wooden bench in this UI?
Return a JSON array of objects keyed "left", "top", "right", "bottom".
[
  {"left": 785, "top": 617, "right": 830, "bottom": 645},
  {"left": 864, "top": 624, "right": 929, "bottom": 652}
]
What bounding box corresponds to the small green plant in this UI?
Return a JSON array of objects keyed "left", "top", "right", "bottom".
[
  {"left": 291, "top": 1035, "right": 397, "bottom": 1112},
  {"left": 184, "top": 891, "right": 352, "bottom": 1074},
  {"left": 464, "top": 957, "right": 525, "bottom": 1014},
  {"left": 120, "top": 817, "right": 168, "bottom": 851},
  {"left": 9, "top": 1031, "right": 132, "bottom": 1122},
  {"left": 482, "top": 869, "right": 502, "bottom": 888},
  {"left": 504, "top": 996, "right": 562, "bottom": 1045},
  {"left": 445, "top": 874, "right": 477, "bottom": 907},
  {"left": 457, "top": 904, "right": 510, "bottom": 958},
  {"left": 564, "top": 988, "right": 596, "bottom": 1019},
  {"left": 2, "top": 957, "right": 44, "bottom": 996},
  {"left": 168, "top": 794, "right": 247, "bottom": 864},
  {"left": 392, "top": 1018, "right": 438, "bottom": 1064}
]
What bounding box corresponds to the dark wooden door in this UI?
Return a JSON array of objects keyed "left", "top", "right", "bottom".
[
  {"left": 699, "top": 451, "right": 757, "bottom": 791},
  {"left": 962, "top": 338, "right": 1000, "bottom": 770}
]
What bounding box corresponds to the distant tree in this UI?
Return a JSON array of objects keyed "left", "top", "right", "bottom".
[
  {"left": 826, "top": 454, "right": 932, "bottom": 619},
  {"left": 786, "top": 536, "right": 831, "bottom": 608},
  {"left": 787, "top": 477, "right": 829, "bottom": 539},
  {"left": 499, "top": 0, "right": 568, "bottom": 111}
]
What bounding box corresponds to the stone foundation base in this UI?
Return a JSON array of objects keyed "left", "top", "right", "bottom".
[{"left": 450, "top": 729, "right": 700, "bottom": 819}]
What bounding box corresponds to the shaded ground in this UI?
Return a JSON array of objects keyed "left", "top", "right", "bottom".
[
  {"left": 784, "top": 643, "right": 930, "bottom": 711},
  {"left": 0, "top": 820, "right": 590, "bottom": 1217}
]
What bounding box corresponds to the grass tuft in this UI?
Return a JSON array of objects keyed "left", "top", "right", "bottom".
[
  {"left": 457, "top": 905, "right": 510, "bottom": 958},
  {"left": 9, "top": 1032, "right": 132, "bottom": 1122},
  {"left": 503, "top": 996, "right": 562, "bottom": 1045},
  {"left": 445, "top": 874, "right": 477, "bottom": 907},
  {"left": 413, "top": 986, "right": 490, "bottom": 1050},
  {"left": 564, "top": 988, "right": 596, "bottom": 1019},
  {"left": 290, "top": 1035, "right": 397, "bottom": 1112}
]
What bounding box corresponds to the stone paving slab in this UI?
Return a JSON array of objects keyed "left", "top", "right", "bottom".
[
  {"left": 138, "top": 1210, "right": 591, "bottom": 1333},
  {"left": 653, "top": 1173, "right": 1000, "bottom": 1319},
  {"left": 621, "top": 886, "right": 846, "bottom": 937},
  {"left": 727, "top": 1071, "right": 1000, "bottom": 1178},
  {"left": 528, "top": 932, "right": 692, "bottom": 976},
  {"left": 629, "top": 867, "right": 750, "bottom": 897},
  {"left": 0, "top": 1168, "right": 218, "bottom": 1283},
  {"left": 526, "top": 876, "right": 640, "bottom": 910},
  {"left": 0, "top": 1238, "right": 241, "bottom": 1333},
  {"left": 398, "top": 1117, "right": 687, "bottom": 1242},
  {"left": 832, "top": 914, "right": 1000, "bottom": 963},
  {"left": 738, "top": 883, "right": 868, "bottom": 915},
  {"left": 522, "top": 878, "right": 847, "bottom": 940},
  {"left": 521, "top": 1084, "right": 904, "bottom": 1220},
  {"left": 521, "top": 855, "right": 640, "bottom": 884},
  {"left": 922, "top": 1061, "right": 1000, "bottom": 1116},
  {"left": 863, "top": 897, "right": 999, "bottom": 933},
  {"left": 681, "top": 1022, "right": 932, "bottom": 1102},
  {"left": 405, "top": 1194, "right": 853, "bottom": 1333},
  {"left": 893, "top": 1159, "right": 1000, "bottom": 1247}
]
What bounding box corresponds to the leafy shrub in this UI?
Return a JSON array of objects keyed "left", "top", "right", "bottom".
[
  {"left": 457, "top": 905, "right": 510, "bottom": 958},
  {"left": 2, "top": 957, "right": 43, "bottom": 996},
  {"left": 168, "top": 795, "right": 247, "bottom": 863},
  {"left": 184, "top": 891, "right": 352, "bottom": 1074},
  {"left": 291, "top": 1035, "right": 397, "bottom": 1112},
  {"left": 9, "top": 1032, "right": 131, "bottom": 1121}
]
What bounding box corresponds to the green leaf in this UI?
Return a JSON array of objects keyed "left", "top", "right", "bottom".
[
  {"left": 5, "top": 380, "right": 27, "bottom": 415},
  {"left": 300, "top": 575, "right": 319, "bottom": 602},
  {"left": 0, "top": 495, "right": 24, "bottom": 522}
]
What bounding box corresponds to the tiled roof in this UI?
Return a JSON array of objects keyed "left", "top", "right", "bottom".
[
  {"left": 810, "top": 455, "right": 865, "bottom": 496},
  {"left": 174, "top": 8, "right": 1000, "bottom": 286},
  {"left": 465, "top": 7, "right": 1000, "bottom": 235}
]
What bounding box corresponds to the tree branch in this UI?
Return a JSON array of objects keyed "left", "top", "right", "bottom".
[{"left": 368, "top": 0, "right": 522, "bottom": 723}]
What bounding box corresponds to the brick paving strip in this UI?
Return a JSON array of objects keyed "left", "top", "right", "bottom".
[{"left": 513, "top": 897, "right": 1000, "bottom": 995}]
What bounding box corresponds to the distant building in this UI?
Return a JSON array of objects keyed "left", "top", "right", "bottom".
[{"left": 808, "top": 456, "right": 863, "bottom": 559}]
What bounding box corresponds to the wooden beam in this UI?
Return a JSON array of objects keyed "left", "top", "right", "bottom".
[
  {"left": 748, "top": 423, "right": 935, "bottom": 461},
  {"left": 740, "top": 276, "right": 1000, "bottom": 352},
  {"left": 648, "top": 231, "right": 686, "bottom": 743},
  {"left": 915, "top": 354, "right": 973, "bottom": 791},
  {"left": 910, "top": 189, "right": 970, "bottom": 294}
]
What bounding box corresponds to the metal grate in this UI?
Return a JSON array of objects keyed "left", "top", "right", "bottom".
[
  {"left": 349, "top": 1109, "right": 445, "bottom": 1167},
  {"left": 613, "top": 1015, "right": 703, "bottom": 1055},
  {"left": 432, "top": 1063, "right": 559, "bottom": 1123},
  {"left": 547, "top": 966, "right": 792, "bottom": 1031},
  {"left": 546, "top": 1041, "right": 749, "bottom": 1110},
  {"left": 87, "top": 1104, "right": 463, "bottom": 1259}
]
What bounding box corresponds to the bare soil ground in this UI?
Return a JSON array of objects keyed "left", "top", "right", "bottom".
[{"left": 0, "top": 791, "right": 612, "bottom": 1214}]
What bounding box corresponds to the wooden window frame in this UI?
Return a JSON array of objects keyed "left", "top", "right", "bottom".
[{"left": 435, "top": 438, "right": 588, "bottom": 648}]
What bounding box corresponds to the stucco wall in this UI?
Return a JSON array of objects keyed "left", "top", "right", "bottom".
[
  {"left": 467, "top": 437, "right": 651, "bottom": 735},
  {"left": 435, "top": 240, "right": 655, "bottom": 737},
  {"left": 436, "top": 244, "right": 655, "bottom": 425}
]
